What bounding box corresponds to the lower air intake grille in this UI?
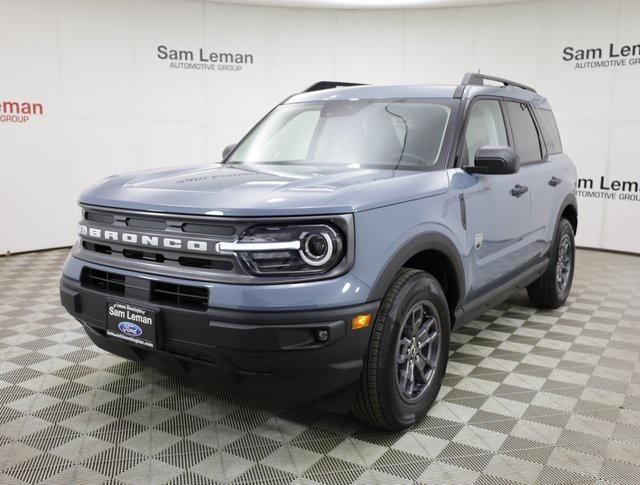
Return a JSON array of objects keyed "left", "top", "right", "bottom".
[
  {"left": 150, "top": 281, "right": 209, "bottom": 310},
  {"left": 81, "top": 268, "right": 209, "bottom": 310},
  {"left": 82, "top": 268, "right": 125, "bottom": 295}
]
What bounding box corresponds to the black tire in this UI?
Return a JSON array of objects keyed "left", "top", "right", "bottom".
[
  {"left": 527, "top": 218, "right": 575, "bottom": 309},
  {"left": 352, "top": 268, "right": 450, "bottom": 430}
]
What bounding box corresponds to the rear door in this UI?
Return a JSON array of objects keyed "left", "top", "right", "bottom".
[
  {"left": 527, "top": 107, "right": 566, "bottom": 256},
  {"left": 503, "top": 101, "right": 552, "bottom": 261},
  {"left": 455, "top": 98, "right": 532, "bottom": 295}
]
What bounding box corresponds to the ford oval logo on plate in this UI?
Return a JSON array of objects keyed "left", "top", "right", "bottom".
[{"left": 118, "top": 321, "right": 143, "bottom": 337}]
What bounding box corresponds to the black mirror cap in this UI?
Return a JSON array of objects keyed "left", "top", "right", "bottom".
[
  {"left": 222, "top": 143, "right": 237, "bottom": 160},
  {"left": 464, "top": 145, "right": 520, "bottom": 175}
]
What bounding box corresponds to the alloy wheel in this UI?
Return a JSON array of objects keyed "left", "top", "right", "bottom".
[
  {"left": 556, "top": 233, "right": 572, "bottom": 295},
  {"left": 395, "top": 301, "right": 441, "bottom": 403}
]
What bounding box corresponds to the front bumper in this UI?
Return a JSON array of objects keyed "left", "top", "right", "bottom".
[{"left": 60, "top": 274, "right": 379, "bottom": 403}]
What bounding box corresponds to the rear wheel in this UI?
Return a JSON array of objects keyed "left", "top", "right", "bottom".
[
  {"left": 352, "top": 268, "right": 450, "bottom": 430},
  {"left": 527, "top": 218, "right": 575, "bottom": 309}
]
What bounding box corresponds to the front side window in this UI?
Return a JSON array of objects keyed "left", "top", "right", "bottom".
[
  {"left": 229, "top": 99, "right": 453, "bottom": 169},
  {"left": 506, "top": 102, "right": 543, "bottom": 164},
  {"left": 461, "top": 99, "right": 508, "bottom": 165}
]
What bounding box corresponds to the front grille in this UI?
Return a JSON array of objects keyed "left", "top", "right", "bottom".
[
  {"left": 127, "top": 217, "right": 167, "bottom": 230},
  {"left": 79, "top": 206, "right": 240, "bottom": 275},
  {"left": 82, "top": 241, "right": 112, "bottom": 255},
  {"left": 77, "top": 205, "right": 352, "bottom": 284},
  {"left": 81, "top": 241, "right": 234, "bottom": 271},
  {"left": 82, "top": 268, "right": 125, "bottom": 295},
  {"left": 81, "top": 268, "right": 209, "bottom": 311},
  {"left": 82, "top": 208, "right": 238, "bottom": 237},
  {"left": 85, "top": 211, "right": 114, "bottom": 224},
  {"left": 122, "top": 248, "right": 165, "bottom": 263},
  {"left": 177, "top": 257, "right": 233, "bottom": 270},
  {"left": 151, "top": 281, "right": 209, "bottom": 310},
  {"left": 182, "top": 223, "right": 236, "bottom": 236}
]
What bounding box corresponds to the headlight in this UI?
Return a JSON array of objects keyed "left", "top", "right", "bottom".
[{"left": 216, "top": 224, "right": 345, "bottom": 275}]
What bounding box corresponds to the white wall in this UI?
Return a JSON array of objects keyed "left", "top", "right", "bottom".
[{"left": 1, "top": 0, "right": 639, "bottom": 254}]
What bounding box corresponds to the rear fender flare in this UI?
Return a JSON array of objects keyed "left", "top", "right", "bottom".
[{"left": 553, "top": 193, "right": 578, "bottom": 241}]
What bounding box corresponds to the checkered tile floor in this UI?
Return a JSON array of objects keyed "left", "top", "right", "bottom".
[{"left": 1, "top": 249, "right": 639, "bottom": 484}]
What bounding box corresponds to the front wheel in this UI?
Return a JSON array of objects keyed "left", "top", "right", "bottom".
[
  {"left": 527, "top": 218, "right": 575, "bottom": 309},
  {"left": 352, "top": 268, "right": 450, "bottom": 430}
]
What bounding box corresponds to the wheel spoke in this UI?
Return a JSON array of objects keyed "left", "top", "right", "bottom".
[
  {"left": 420, "top": 316, "right": 435, "bottom": 334},
  {"left": 417, "top": 317, "right": 437, "bottom": 348},
  {"left": 406, "top": 360, "right": 415, "bottom": 395},
  {"left": 427, "top": 334, "right": 441, "bottom": 366},
  {"left": 396, "top": 338, "right": 411, "bottom": 364},
  {"left": 400, "top": 360, "right": 415, "bottom": 396},
  {"left": 418, "top": 332, "right": 438, "bottom": 349},
  {"left": 411, "top": 306, "right": 424, "bottom": 335},
  {"left": 396, "top": 343, "right": 411, "bottom": 364},
  {"left": 414, "top": 355, "right": 429, "bottom": 383},
  {"left": 399, "top": 361, "right": 410, "bottom": 393}
]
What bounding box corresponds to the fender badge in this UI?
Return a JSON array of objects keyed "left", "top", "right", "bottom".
[{"left": 474, "top": 233, "right": 484, "bottom": 251}]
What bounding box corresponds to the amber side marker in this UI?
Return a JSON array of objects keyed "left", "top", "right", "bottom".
[{"left": 352, "top": 313, "right": 371, "bottom": 330}]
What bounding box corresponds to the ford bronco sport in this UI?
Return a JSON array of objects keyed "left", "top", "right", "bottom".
[{"left": 60, "top": 73, "right": 578, "bottom": 430}]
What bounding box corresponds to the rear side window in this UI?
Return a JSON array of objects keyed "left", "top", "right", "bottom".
[
  {"left": 505, "top": 102, "right": 542, "bottom": 164},
  {"left": 536, "top": 108, "right": 563, "bottom": 154},
  {"left": 461, "top": 99, "right": 508, "bottom": 165}
]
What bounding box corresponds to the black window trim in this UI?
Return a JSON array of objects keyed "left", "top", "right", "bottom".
[{"left": 452, "top": 95, "right": 513, "bottom": 169}]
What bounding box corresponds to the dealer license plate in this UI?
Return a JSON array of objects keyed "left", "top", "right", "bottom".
[{"left": 106, "top": 301, "right": 157, "bottom": 348}]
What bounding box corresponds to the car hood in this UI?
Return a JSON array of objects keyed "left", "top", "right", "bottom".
[{"left": 79, "top": 163, "right": 449, "bottom": 216}]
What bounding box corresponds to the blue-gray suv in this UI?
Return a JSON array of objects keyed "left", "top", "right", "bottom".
[{"left": 60, "top": 73, "right": 578, "bottom": 430}]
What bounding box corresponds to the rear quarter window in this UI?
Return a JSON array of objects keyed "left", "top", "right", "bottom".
[
  {"left": 536, "top": 108, "right": 563, "bottom": 154},
  {"left": 505, "top": 102, "right": 543, "bottom": 164}
]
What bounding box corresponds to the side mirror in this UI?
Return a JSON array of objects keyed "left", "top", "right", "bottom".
[
  {"left": 463, "top": 146, "right": 520, "bottom": 175},
  {"left": 222, "top": 143, "right": 237, "bottom": 160}
]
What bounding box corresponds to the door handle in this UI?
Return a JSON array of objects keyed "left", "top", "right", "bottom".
[
  {"left": 548, "top": 176, "right": 562, "bottom": 187},
  {"left": 510, "top": 184, "right": 529, "bottom": 197}
]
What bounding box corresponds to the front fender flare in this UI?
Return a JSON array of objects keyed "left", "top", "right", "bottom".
[{"left": 368, "top": 232, "right": 466, "bottom": 304}]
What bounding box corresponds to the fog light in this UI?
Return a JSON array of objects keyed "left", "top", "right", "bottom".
[
  {"left": 352, "top": 314, "right": 371, "bottom": 330},
  {"left": 314, "top": 328, "right": 329, "bottom": 342}
]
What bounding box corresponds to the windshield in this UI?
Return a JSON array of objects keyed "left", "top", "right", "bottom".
[{"left": 229, "top": 99, "right": 454, "bottom": 169}]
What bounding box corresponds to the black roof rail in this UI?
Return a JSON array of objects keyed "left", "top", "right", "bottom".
[
  {"left": 303, "top": 81, "right": 366, "bottom": 93},
  {"left": 454, "top": 72, "right": 536, "bottom": 98}
]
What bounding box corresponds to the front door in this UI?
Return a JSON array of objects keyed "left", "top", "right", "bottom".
[{"left": 454, "top": 98, "right": 532, "bottom": 296}]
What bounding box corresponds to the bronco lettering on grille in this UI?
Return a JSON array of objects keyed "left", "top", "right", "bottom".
[{"left": 79, "top": 224, "right": 208, "bottom": 252}]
